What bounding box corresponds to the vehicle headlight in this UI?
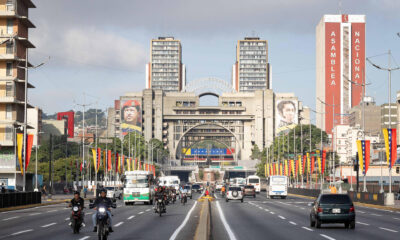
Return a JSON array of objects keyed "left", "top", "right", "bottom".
[
  {"left": 158, "top": 199, "right": 162, "bottom": 202},
  {"left": 73, "top": 206, "right": 79, "bottom": 211},
  {"left": 99, "top": 207, "right": 106, "bottom": 213}
]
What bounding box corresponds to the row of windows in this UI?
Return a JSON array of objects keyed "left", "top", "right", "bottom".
[
  {"left": 222, "top": 101, "right": 242, "bottom": 107},
  {"left": 152, "top": 46, "right": 180, "bottom": 51},
  {"left": 152, "top": 63, "right": 180, "bottom": 68},
  {"left": 152, "top": 73, "right": 179, "bottom": 77},
  {"left": 239, "top": 64, "right": 267, "bottom": 68},
  {"left": 176, "top": 101, "right": 196, "bottom": 107},
  {"left": 239, "top": 60, "right": 267, "bottom": 64},
  {"left": 240, "top": 42, "right": 266, "bottom": 46},
  {"left": 239, "top": 51, "right": 266, "bottom": 55},
  {"left": 239, "top": 46, "right": 266, "bottom": 51},
  {"left": 152, "top": 78, "right": 179, "bottom": 83},
  {"left": 239, "top": 55, "right": 267, "bottom": 60},
  {"left": 239, "top": 73, "right": 266, "bottom": 77},
  {"left": 239, "top": 81, "right": 266, "bottom": 85},
  {"left": 239, "top": 68, "right": 267, "bottom": 73},
  {"left": 152, "top": 41, "right": 179, "bottom": 46},
  {"left": 174, "top": 110, "right": 243, "bottom": 115},
  {"left": 151, "top": 59, "right": 180, "bottom": 64}
]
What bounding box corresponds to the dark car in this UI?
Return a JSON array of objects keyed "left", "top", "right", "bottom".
[
  {"left": 192, "top": 184, "right": 201, "bottom": 193},
  {"left": 243, "top": 185, "right": 256, "bottom": 198},
  {"left": 309, "top": 194, "right": 355, "bottom": 229}
]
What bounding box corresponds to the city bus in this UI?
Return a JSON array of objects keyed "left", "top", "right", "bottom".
[
  {"left": 123, "top": 171, "right": 155, "bottom": 205},
  {"left": 246, "top": 175, "right": 261, "bottom": 193},
  {"left": 158, "top": 176, "right": 180, "bottom": 191},
  {"left": 266, "top": 175, "right": 288, "bottom": 199}
]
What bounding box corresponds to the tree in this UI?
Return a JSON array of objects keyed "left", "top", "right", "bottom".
[
  {"left": 199, "top": 169, "right": 204, "bottom": 181},
  {"left": 250, "top": 144, "right": 261, "bottom": 160}
]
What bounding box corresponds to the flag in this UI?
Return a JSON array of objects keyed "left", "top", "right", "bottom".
[
  {"left": 279, "top": 163, "right": 283, "bottom": 176},
  {"left": 138, "top": 161, "right": 142, "bottom": 170},
  {"left": 284, "top": 160, "right": 288, "bottom": 176},
  {"left": 127, "top": 158, "right": 131, "bottom": 171},
  {"left": 291, "top": 160, "right": 295, "bottom": 177},
  {"left": 306, "top": 153, "right": 310, "bottom": 174},
  {"left": 275, "top": 163, "right": 278, "bottom": 175},
  {"left": 92, "top": 149, "right": 97, "bottom": 173},
  {"left": 357, "top": 140, "right": 371, "bottom": 175},
  {"left": 302, "top": 155, "right": 306, "bottom": 174},
  {"left": 103, "top": 150, "right": 106, "bottom": 173},
  {"left": 80, "top": 162, "right": 83, "bottom": 172},
  {"left": 135, "top": 158, "right": 138, "bottom": 171},
  {"left": 107, "top": 150, "right": 112, "bottom": 171},
  {"left": 311, "top": 156, "right": 315, "bottom": 173},
  {"left": 322, "top": 152, "right": 325, "bottom": 174},
  {"left": 317, "top": 154, "right": 322, "bottom": 174},
  {"left": 298, "top": 155, "right": 303, "bottom": 175},
  {"left": 295, "top": 159, "right": 299, "bottom": 176},
  {"left": 383, "top": 128, "right": 397, "bottom": 168},
  {"left": 25, "top": 134, "right": 34, "bottom": 171},
  {"left": 97, "top": 148, "right": 101, "bottom": 172},
  {"left": 17, "top": 133, "right": 23, "bottom": 174}
]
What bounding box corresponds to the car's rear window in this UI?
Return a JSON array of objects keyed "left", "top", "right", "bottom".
[
  {"left": 229, "top": 187, "right": 241, "bottom": 191},
  {"left": 184, "top": 186, "right": 191, "bottom": 189},
  {"left": 245, "top": 185, "right": 254, "bottom": 189},
  {"left": 320, "top": 195, "right": 352, "bottom": 204},
  {"left": 192, "top": 185, "right": 200, "bottom": 189}
]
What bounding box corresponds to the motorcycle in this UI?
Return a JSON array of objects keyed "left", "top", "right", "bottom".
[
  {"left": 90, "top": 200, "right": 116, "bottom": 240},
  {"left": 181, "top": 193, "right": 187, "bottom": 206},
  {"left": 172, "top": 192, "right": 176, "bottom": 204},
  {"left": 70, "top": 204, "right": 83, "bottom": 234},
  {"left": 155, "top": 198, "right": 165, "bottom": 217}
]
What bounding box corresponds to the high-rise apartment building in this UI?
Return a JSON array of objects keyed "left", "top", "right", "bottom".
[
  {"left": 232, "top": 37, "right": 270, "bottom": 92},
  {"left": 146, "top": 37, "right": 185, "bottom": 92},
  {"left": 0, "top": 0, "right": 35, "bottom": 190},
  {"left": 316, "top": 14, "right": 366, "bottom": 134}
]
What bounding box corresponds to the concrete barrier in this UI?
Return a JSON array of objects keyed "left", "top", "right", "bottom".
[
  {"left": 195, "top": 198, "right": 211, "bottom": 240},
  {"left": 348, "top": 191, "right": 385, "bottom": 205},
  {"left": 288, "top": 188, "right": 321, "bottom": 198},
  {"left": 0, "top": 192, "right": 41, "bottom": 208}
]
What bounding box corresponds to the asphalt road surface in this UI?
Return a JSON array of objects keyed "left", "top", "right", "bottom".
[{"left": 1, "top": 192, "right": 400, "bottom": 240}]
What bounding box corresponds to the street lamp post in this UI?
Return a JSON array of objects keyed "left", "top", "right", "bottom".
[{"left": 367, "top": 51, "right": 400, "bottom": 200}]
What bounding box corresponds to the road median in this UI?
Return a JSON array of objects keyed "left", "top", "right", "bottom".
[{"left": 194, "top": 196, "right": 211, "bottom": 240}]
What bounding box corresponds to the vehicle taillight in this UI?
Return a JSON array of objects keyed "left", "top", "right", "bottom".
[
  {"left": 227, "top": 192, "right": 229, "bottom": 196},
  {"left": 317, "top": 207, "right": 323, "bottom": 213},
  {"left": 350, "top": 206, "right": 355, "bottom": 212}
]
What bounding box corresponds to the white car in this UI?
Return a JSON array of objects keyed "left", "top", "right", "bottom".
[
  {"left": 105, "top": 187, "right": 122, "bottom": 199},
  {"left": 216, "top": 183, "right": 223, "bottom": 191},
  {"left": 226, "top": 186, "right": 244, "bottom": 203}
]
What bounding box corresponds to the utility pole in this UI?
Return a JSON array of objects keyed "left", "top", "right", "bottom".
[{"left": 48, "top": 134, "right": 53, "bottom": 198}]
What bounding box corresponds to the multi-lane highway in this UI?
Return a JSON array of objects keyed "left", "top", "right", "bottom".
[{"left": 1, "top": 192, "right": 399, "bottom": 240}]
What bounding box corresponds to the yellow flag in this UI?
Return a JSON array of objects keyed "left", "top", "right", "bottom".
[
  {"left": 307, "top": 152, "right": 310, "bottom": 174},
  {"left": 291, "top": 160, "right": 295, "bottom": 176},
  {"left": 92, "top": 149, "right": 97, "bottom": 173},
  {"left": 17, "top": 133, "right": 23, "bottom": 175},
  {"left": 298, "top": 155, "right": 302, "bottom": 175},
  {"left": 127, "top": 158, "right": 131, "bottom": 171}
]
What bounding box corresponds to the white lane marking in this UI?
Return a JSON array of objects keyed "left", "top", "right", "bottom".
[
  {"left": 320, "top": 234, "right": 336, "bottom": 240},
  {"left": 264, "top": 209, "right": 269, "bottom": 212},
  {"left": 169, "top": 201, "right": 198, "bottom": 240},
  {"left": 356, "top": 221, "right": 369, "bottom": 226},
  {"left": 86, "top": 212, "right": 93, "bottom": 215},
  {"left": 29, "top": 213, "right": 41, "bottom": 216},
  {"left": 41, "top": 222, "right": 57, "bottom": 228},
  {"left": 79, "top": 236, "right": 90, "bottom": 240},
  {"left": 47, "top": 210, "right": 57, "bottom": 213},
  {"left": 138, "top": 211, "right": 144, "bottom": 214},
  {"left": 214, "top": 201, "right": 237, "bottom": 240},
  {"left": 300, "top": 207, "right": 305, "bottom": 210},
  {"left": 278, "top": 215, "right": 286, "bottom": 219},
  {"left": 146, "top": 209, "right": 151, "bottom": 212},
  {"left": 289, "top": 221, "right": 297, "bottom": 225},
  {"left": 11, "top": 229, "right": 33, "bottom": 236},
  {"left": 394, "top": 217, "right": 400, "bottom": 220},
  {"left": 262, "top": 201, "right": 267, "bottom": 203},
  {"left": 270, "top": 212, "right": 275, "bottom": 214},
  {"left": 2, "top": 216, "right": 19, "bottom": 221},
  {"left": 65, "top": 218, "right": 70, "bottom": 221},
  {"left": 357, "top": 210, "right": 365, "bottom": 213},
  {"left": 379, "top": 227, "right": 398, "bottom": 233},
  {"left": 302, "top": 226, "right": 313, "bottom": 232},
  {"left": 128, "top": 215, "right": 135, "bottom": 220},
  {"left": 371, "top": 213, "right": 382, "bottom": 217},
  {"left": 215, "top": 194, "right": 218, "bottom": 199},
  {"left": 114, "top": 222, "right": 124, "bottom": 227}
]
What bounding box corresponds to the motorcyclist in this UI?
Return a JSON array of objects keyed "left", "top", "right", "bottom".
[
  {"left": 154, "top": 186, "right": 167, "bottom": 212},
  {"left": 69, "top": 191, "right": 85, "bottom": 227},
  {"left": 92, "top": 189, "right": 113, "bottom": 233},
  {"left": 221, "top": 185, "right": 226, "bottom": 196}
]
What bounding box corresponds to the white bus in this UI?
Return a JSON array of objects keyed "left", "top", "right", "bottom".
[
  {"left": 123, "top": 171, "right": 154, "bottom": 205},
  {"left": 246, "top": 175, "right": 261, "bottom": 193},
  {"left": 158, "top": 176, "right": 180, "bottom": 191},
  {"left": 267, "top": 176, "right": 288, "bottom": 199},
  {"left": 229, "top": 177, "right": 246, "bottom": 186}
]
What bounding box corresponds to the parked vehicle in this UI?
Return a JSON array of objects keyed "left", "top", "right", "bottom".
[
  {"left": 226, "top": 186, "right": 244, "bottom": 202},
  {"left": 243, "top": 185, "right": 256, "bottom": 198},
  {"left": 309, "top": 194, "right": 356, "bottom": 229},
  {"left": 266, "top": 176, "right": 287, "bottom": 199}
]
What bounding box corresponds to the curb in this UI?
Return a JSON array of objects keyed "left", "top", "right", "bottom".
[
  {"left": 194, "top": 199, "right": 210, "bottom": 240},
  {"left": 0, "top": 197, "right": 93, "bottom": 213},
  {"left": 288, "top": 193, "right": 400, "bottom": 212}
]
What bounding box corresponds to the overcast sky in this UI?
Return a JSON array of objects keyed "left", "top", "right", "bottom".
[{"left": 29, "top": 0, "right": 400, "bottom": 119}]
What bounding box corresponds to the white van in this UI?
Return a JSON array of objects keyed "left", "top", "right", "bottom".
[
  {"left": 158, "top": 176, "right": 180, "bottom": 190},
  {"left": 246, "top": 175, "right": 261, "bottom": 193}
]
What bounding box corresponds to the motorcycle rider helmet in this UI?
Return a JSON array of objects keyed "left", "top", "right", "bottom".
[
  {"left": 99, "top": 188, "right": 107, "bottom": 194},
  {"left": 74, "top": 191, "right": 80, "bottom": 195}
]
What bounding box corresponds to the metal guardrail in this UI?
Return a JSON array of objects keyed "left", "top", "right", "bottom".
[{"left": 0, "top": 192, "right": 41, "bottom": 208}]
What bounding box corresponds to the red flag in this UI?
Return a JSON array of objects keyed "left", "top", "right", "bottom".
[
  {"left": 80, "top": 162, "right": 83, "bottom": 172},
  {"left": 365, "top": 140, "right": 370, "bottom": 174},
  {"left": 138, "top": 161, "right": 142, "bottom": 170},
  {"left": 322, "top": 150, "right": 326, "bottom": 175},
  {"left": 25, "top": 134, "right": 34, "bottom": 171},
  {"left": 97, "top": 148, "right": 101, "bottom": 170},
  {"left": 288, "top": 160, "right": 292, "bottom": 177},
  {"left": 391, "top": 130, "right": 397, "bottom": 168},
  {"left": 107, "top": 150, "right": 112, "bottom": 171},
  {"left": 311, "top": 156, "right": 315, "bottom": 173},
  {"left": 295, "top": 159, "right": 299, "bottom": 176}
]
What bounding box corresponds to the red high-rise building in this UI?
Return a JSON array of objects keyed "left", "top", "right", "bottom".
[
  {"left": 57, "top": 111, "right": 74, "bottom": 138},
  {"left": 316, "top": 14, "right": 366, "bottom": 134}
]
